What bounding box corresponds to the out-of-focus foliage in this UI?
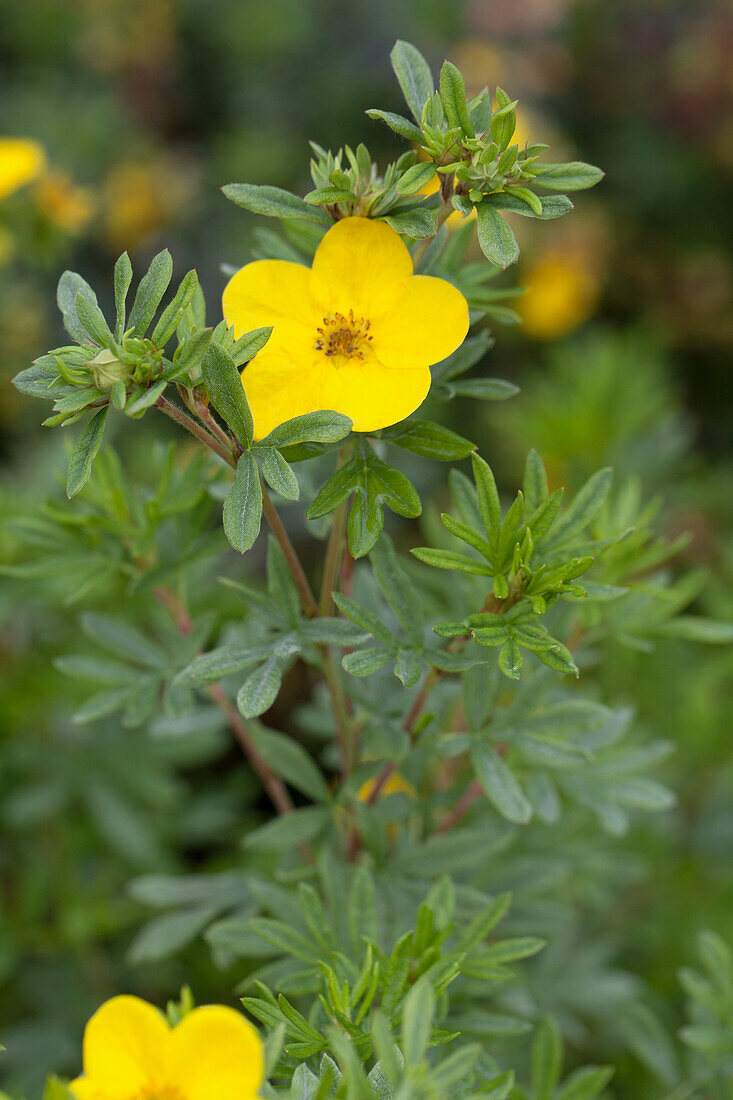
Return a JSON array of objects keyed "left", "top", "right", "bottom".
[{"left": 0, "top": 2, "right": 731, "bottom": 1099}]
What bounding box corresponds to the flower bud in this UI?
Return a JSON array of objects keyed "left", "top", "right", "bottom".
[{"left": 87, "top": 348, "right": 129, "bottom": 391}]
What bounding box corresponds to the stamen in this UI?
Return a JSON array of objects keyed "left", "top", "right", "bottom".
[{"left": 314, "top": 311, "right": 373, "bottom": 362}]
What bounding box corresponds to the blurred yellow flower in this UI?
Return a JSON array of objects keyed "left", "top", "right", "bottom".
[
  {"left": 223, "top": 217, "right": 469, "bottom": 439},
  {"left": 103, "top": 158, "right": 193, "bottom": 252},
  {"left": 357, "top": 772, "right": 417, "bottom": 802},
  {"left": 35, "top": 171, "right": 95, "bottom": 233},
  {"left": 517, "top": 253, "right": 599, "bottom": 339},
  {"left": 70, "top": 995, "right": 263, "bottom": 1100},
  {"left": 0, "top": 138, "right": 46, "bottom": 201}
]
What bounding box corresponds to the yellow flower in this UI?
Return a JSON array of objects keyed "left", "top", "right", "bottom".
[
  {"left": 517, "top": 253, "right": 599, "bottom": 340},
  {"left": 70, "top": 994, "right": 263, "bottom": 1100},
  {"left": 357, "top": 772, "right": 417, "bottom": 803},
  {"left": 36, "top": 171, "right": 95, "bottom": 233},
  {"left": 0, "top": 138, "right": 46, "bottom": 201},
  {"left": 222, "top": 217, "right": 469, "bottom": 439}
]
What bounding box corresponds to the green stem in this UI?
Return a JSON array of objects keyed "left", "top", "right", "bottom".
[
  {"left": 261, "top": 480, "right": 353, "bottom": 773},
  {"left": 412, "top": 200, "right": 455, "bottom": 268},
  {"left": 319, "top": 445, "right": 352, "bottom": 616},
  {"left": 156, "top": 396, "right": 234, "bottom": 467},
  {"left": 261, "top": 482, "right": 319, "bottom": 619}
]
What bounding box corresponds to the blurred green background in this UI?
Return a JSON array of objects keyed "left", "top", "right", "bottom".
[{"left": 0, "top": 0, "right": 731, "bottom": 1096}]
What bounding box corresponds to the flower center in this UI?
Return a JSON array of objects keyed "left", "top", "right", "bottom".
[{"left": 315, "top": 310, "right": 372, "bottom": 362}]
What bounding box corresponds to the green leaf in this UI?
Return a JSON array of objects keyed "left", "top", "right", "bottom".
[
  {"left": 457, "top": 892, "right": 512, "bottom": 952},
  {"left": 342, "top": 647, "right": 393, "bottom": 676},
  {"left": 366, "top": 109, "right": 423, "bottom": 142},
  {"left": 472, "top": 453, "right": 502, "bottom": 545},
  {"left": 381, "top": 207, "right": 438, "bottom": 239},
  {"left": 467, "top": 88, "right": 493, "bottom": 133},
  {"left": 244, "top": 808, "right": 327, "bottom": 851},
  {"left": 202, "top": 342, "right": 254, "bottom": 447},
  {"left": 113, "top": 251, "right": 133, "bottom": 340},
  {"left": 535, "top": 642, "right": 578, "bottom": 677},
  {"left": 450, "top": 378, "right": 520, "bottom": 401},
  {"left": 261, "top": 410, "right": 352, "bottom": 449},
  {"left": 129, "top": 250, "right": 174, "bottom": 336},
  {"left": 505, "top": 185, "right": 543, "bottom": 216},
  {"left": 370, "top": 535, "right": 424, "bottom": 644},
  {"left": 222, "top": 183, "right": 330, "bottom": 223},
  {"left": 649, "top": 616, "right": 733, "bottom": 644},
  {"left": 531, "top": 1017, "right": 563, "bottom": 1099},
  {"left": 75, "top": 291, "right": 112, "bottom": 347},
  {"left": 483, "top": 191, "right": 574, "bottom": 220},
  {"left": 523, "top": 449, "right": 548, "bottom": 514},
  {"left": 439, "top": 60, "right": 473, "bottom": 133},
  {"left": 471, "top": 742, "right": 532, "bottom": 823},
  {"left": 237, "top": 654, "right": 282, "bottom": 717},
  {"left": 390, "top": 40, "right": 435, "bottom": 123},
  {"left": 151, "top": 269, "right": 199, "bottom": 347},
  {"left": 80, "top": 613, "right": 168, "bottom": 670},
  {"left": 430, "top": 1044, "right": 481, "bottom": 1090},
  {"left": 346, "top": 452, "right": 421, "bottom": 558},
  {"left": 229, "top": 325, "right": 273, "bottom": 367},
  {"left": 249, "top": 724, "right": 329, "bottom": 802},
  {"left": 441, "top": 513, "right": 493, "bottom": 560},
  {"left": 128, "top": 905, "right": 218, "bottom": 964},
  {"left": 304, "top": 187, "right": 355, "bottom": 205},
  {"left": 223, "top": 453, "right": 262, "bottom": 553},
  {"left": 307, "top": 458, "right": 361, "bottom": 519},
  {"left": 397, "top": 162, "right": 437, "bottom": 196},
  {"left": 66, "top": 407, "right": 108, "bottom": 498},
  {"left": 479, "top": 1071, "right": 515, "bottom": 1099},
  {"left": 401, "top": 978, "right": 435, "bottom": 1064},
  {"left": 394, "top": 649, "right": 423, "bottom": 687},
  {"left": 298, "top": 618, "right": 369, "bottom": 647},
  {"left": 545, "top": 467, "right": 612, "bottom": 547},
  {"left": 490, "top": 91, "right": 517, "bottom": 149},
  {"left": 179, "top": 644, "right": 275, "bottom": 684},
  {"left": 534, "top": 161, "right": 604, "bottom": 191},
  {"left": 383, "top": 419, "right": 475, "bottom": 460},
  {"left": 333, "top": 593, "right": 399, "bottom": 646},
  {"left": 259, "top": 447, "right": 299, "bottom": 501},
  {"left": 163, "top": 328, "right": 212, "bottom": 380},
  {"left": 57, "top": 270, "right": 100, "bottom": 343},
  {"left": 411, "top": 547, "right": 493, "bottom": 575},
  {"left": 555, "top": 1067, "right": 615, "bottom": 1100},
  {"left": 476, "top": 203, "right": 519, "bottom": 269}
]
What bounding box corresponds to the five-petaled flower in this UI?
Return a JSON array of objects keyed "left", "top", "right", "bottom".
[
  {"left": 70, "top": 994, "right": 263, "bottom": 1100},
  {"left": 222, "top": 216, "right": 469, "bottom": 440}
]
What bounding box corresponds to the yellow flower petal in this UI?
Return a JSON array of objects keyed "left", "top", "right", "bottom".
[
  {"left": 311, "top": 217, "right": 413, "bottom": 317},
  {"left": 170, "top": 1005, "right": 264, "bottom": 1100},
  {"left": 223, "top": 258, "right": 319, "bottom": 344},
  {"left": 72, "top": 995, "right": 171, "bottom": 1099},
  {"left": 240, "top": 341, "right": 326, "bottom": 440},
  {"left": 242, "top": 342, "right": 431, "bottom": 438},
  {"left": 316, "top": 355, "right": 431, "bottom": 434},
  {"left": 372, "top": 274, "right": 469, "bottom": 369},
  {"left": 0, "top": 138, "right": 46, "bottom": 201}
]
